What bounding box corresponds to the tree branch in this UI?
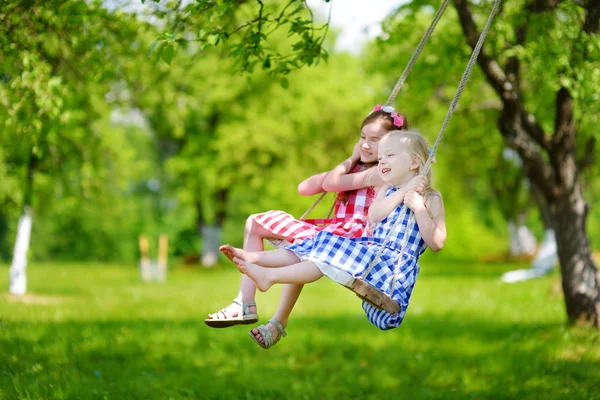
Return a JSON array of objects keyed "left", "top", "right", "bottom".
[
  {"left": 552, "top": 87, "right": 576, "bottom": 151},
  {"left": 453, "top": 0, "right": 511, "bottom": 98},
  {"left": 583, "top": 0, "right": 600, "bottom": 33},
  {"left": 552, "top": 0, "right": 598, "bottom": 163},
  {"left": 453, "top": 0, "right": 555, "bottom": 195},
  {"left": 518, "top": 108, "right": 552, "bottom": 151},
  {"left": 526, "top": 0, "right": 562, "bottom": 13},
  {"left": 499, "top": 108, "right": 557, "bottom": 198}
]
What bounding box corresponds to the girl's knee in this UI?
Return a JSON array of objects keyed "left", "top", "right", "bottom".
[
  {"left": 245, "top": 215, "right": 258, "bottom": 236},
  {"left": 246, "top": 215, "right": 271, "bottom": 240}
]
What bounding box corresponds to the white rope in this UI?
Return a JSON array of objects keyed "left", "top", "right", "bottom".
[{"left": 385, "top": 0, "right": 452, "bottom": 106}]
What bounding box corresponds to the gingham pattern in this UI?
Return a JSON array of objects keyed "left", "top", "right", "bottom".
[
  {"left": 252, "top": 165, "right": 375, "bottom": 241},
  {"left": 286, "top": 186, "right": 427, "bottom": 330}
]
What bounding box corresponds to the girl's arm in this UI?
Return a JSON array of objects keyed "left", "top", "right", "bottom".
[
  {"left": 322, "top": 142, "right": 383, "bottom": 192},
  {"left": 405, "top": 191, "right": 447, "bottom": 252},
  {"left": 322, "top": 167, "right": 382, "bottom": 192},
  {"left": 368, "top": 185, "right": 406, "bottom": 223},
  {"left": 369, "top": 176, "right": 428, "bottom": 223},
  {"left": 297, "top": 164, "right": 380, "bottom": 196},
  {"left": 297, "top": 172, "right": 330, "bottom": 196}
]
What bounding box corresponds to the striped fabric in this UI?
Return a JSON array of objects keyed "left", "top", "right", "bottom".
[
  {"left": 252, "top": 165, "right": 375, "bottom": 242},
  {"left": 286, "top": 186, "right": 428, "bottom": 330}
]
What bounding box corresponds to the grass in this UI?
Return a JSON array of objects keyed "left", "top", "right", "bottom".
[{"left": 0, "top": 260, "right": 599, "bottom": 399}]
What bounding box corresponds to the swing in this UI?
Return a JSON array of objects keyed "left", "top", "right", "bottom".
[{"left": 304, "top": 0, "right": 501, "bottom": 315}]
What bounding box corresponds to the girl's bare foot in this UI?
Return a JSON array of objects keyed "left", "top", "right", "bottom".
[
  {"left": 233, "top": 257, "right": 273, "bottom": 292},
  {"left": 219, "top": 244, "right": 258, "bottom": 263}
]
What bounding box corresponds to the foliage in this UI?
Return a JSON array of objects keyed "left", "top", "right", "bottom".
[
  {"left": 0, "top": 0, "right": 156, "bottom": 262},
  {"left": 0, "top": 0, "right": 599, "bottom": 265},
  {"left": 144, "top": 0, "right": 331, "bottom": 77},
  {"left": 0, "top": 261, "right": 599, "bottom": 398}
]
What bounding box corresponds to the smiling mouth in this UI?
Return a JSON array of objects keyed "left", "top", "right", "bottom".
[{"left": 381, "top": 168, "right": 391, "bottom": 175}]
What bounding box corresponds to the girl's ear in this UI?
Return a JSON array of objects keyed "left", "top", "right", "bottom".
[{"left": 410, "top": 156, "right": 421, "bottom": 171}]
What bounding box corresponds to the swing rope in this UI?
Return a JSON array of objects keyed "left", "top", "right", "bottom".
[
  {"left": 385, "top": 0, "right": 451, "bottom": 106},
  {"left": 300, "top": 192, "right": 328, "bottom": 220},
  {"left": 300, "top": 0, "right": 451, "bottom": 220},
  {"left": 360, "top": 0, "right": 501, "bottom": 300}
]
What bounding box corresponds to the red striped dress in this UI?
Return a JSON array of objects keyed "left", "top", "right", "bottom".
[{"left": 252, "top": 166, "right": 376, "bottom": 242}]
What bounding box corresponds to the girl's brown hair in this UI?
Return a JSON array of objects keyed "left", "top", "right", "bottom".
[{"left": 361, "top": 110, "right": 409, "bottom": 136}]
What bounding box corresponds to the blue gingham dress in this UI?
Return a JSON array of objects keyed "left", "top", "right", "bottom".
[{"left": 285, "top": 186, "right": 427, "bottom": 330}]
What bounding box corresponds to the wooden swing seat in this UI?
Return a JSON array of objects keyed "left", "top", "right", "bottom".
[{"left": 349, "top": 279, "right": 401, "bottom": 315}]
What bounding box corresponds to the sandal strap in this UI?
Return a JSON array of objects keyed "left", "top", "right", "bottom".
[
  {"left": 211, "top": 308, "right": 233, "bottom": 320},
  {"left": 268, "top": 318, "right": 287, "bottom": 338},
  {"left": 255, "top": 324, "right": 275, "bottom": 347},
  {"left": 242, "top": 301, "right": 256, "bottom": 315},
  {"left": 252, "top": 319, "right": 286, "bottom": 348},
  {"left": 233, "top": 299, "right": 257, "bottom": 317}
]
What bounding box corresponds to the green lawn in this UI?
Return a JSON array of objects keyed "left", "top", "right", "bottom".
[{"left": 0, "top": 261, "right": 599, "bottom": 399}]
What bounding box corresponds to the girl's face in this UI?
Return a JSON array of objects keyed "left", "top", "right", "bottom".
[
  {"left": 377, "top": 136, "right": 419, "bottom": 185},
  {"left": 359, "top": 121, "right": 388, "bottom": 163}
]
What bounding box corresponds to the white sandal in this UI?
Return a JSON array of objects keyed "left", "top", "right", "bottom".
[{"left": 204, "top": 299, "right": 259, "bottom": 328}]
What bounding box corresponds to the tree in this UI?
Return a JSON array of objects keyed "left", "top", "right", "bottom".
[
  {"left": 0, "top": 0, "right": 142, "bottom": 292},
  {"left": 148, "top": 0, "right": 600, "bottom": 328},
  {"left": 451, "top": 0, "right": 600, "bottom": 327}
]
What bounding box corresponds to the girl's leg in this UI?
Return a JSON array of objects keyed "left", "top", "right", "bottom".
[
  {"left": 251, "top": 283, "right": 303, "bottom": 345},
  {"left": 220, "top": 245, "right": 301, "bottom": 267},
  {"left": 233, "top": 258, "right": 323, "bottom": 292},
  {"left": 207, "top": 216, "right": 287, "bottom": 319}
]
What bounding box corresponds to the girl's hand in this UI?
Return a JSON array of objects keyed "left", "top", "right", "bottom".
[
  {"left": 404, "top": 190, "right": 426, "bottom": 213},
  {"left": 404, "top": 176, "right": 427, "bottom": 194},
  {"left": 351, "top": 141, "right": 362, "bottom": 161},
  {"left": 365, "top": 222, "right": 374, "bottom": 237}
]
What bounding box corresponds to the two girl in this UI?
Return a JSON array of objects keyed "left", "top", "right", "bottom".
[
  {"left": 222, "top": 130, "right": 446, "bottom": 345},
  {"left": 205, "top": 107, "right": 408, "bottom": 348}
]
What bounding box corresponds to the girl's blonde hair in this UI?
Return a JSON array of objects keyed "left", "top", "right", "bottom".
[{"left": 382, "top": 129, "right": 438, "bottom": 200}]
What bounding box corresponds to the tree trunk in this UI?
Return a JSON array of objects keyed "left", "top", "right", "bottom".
[
  {"left": 508, "top": 219, "right": 537, "bottom": 257},
  {"left": 201, "top": 225, "right": 220, "bottom": 267},
  {"left": 9, "top": 207, "right": 32, "bottom": 295},
  {"left": 0, "top": 210, "right": 9, "bottom": 261},
  {"left": 196, "top": 200, "right": 221, "bottom": 267},
  {"left": 552, "top": 187, "right": 600, "bottom": 328},
  {"left": 9, "top": 151, "right": 36, "bottom": 295},
  {"left": 200, "top": 189, "right": 228, "bottom": 267}
]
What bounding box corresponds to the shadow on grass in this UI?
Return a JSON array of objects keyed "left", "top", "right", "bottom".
[{"left": 1, "top": 312, "right": 598, "bottom": 400}]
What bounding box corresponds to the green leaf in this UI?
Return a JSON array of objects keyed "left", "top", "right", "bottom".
[
  {"left": 280, "top": 77, "right": 289, "bottom": 89},
  {"left": 162, "top": 44, "right": 175, "bottom": 65},
  {"left": 147, "top": 40, "right": 159, "bottom": 59}
]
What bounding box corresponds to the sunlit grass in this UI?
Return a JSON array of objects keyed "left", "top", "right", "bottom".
[{"left": 0, "top": 261, "right": 599, "bottom": 399}]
